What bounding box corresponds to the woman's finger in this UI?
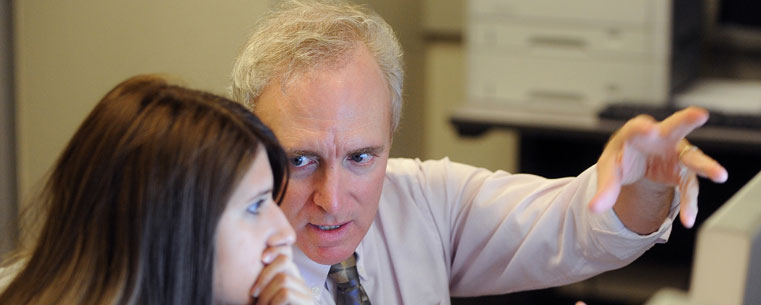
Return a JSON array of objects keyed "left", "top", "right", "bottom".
[
  {"left": 252, "top": 255, "right": 292, "bottom": 298},
  {"left": 255, "top": 272, "right": 287, "bottom": 305},
  {"left": 256, "top": 273, "right": 312, "bottom": 305},
  {"left": 262, "top": 245, "right": 293, "bottom": 264}
]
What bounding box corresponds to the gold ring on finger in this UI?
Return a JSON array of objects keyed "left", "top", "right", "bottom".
[{"left": 679, "top": 144, "right": 699, "bottom": 160}]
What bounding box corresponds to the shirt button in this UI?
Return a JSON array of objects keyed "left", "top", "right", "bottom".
[{"left": 311, "top": 286, "right": 321, "bottom": 297}]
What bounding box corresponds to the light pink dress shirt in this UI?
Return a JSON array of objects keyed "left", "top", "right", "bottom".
[{"left": 295, "top": 158, "right": 678, "bottom": 305}]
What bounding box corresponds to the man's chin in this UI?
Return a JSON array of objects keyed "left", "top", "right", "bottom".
[
  {"left": 298, "top": 242, "right": 356, "bottom": 265},
  {"left": 297, "top": 223, "right": 362, "bottom": 265}
]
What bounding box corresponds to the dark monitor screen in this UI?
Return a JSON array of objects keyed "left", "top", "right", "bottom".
[
  {"left": 718, "top": 0, "right": 761, "bottom": 29},
  {"left": 703, "top": 0, "right": 761, "bottom": 78}
]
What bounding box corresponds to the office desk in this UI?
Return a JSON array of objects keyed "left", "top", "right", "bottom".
[
  {"left": 451, "top": 104, "right": 761, "bottom": 149},
  {"left": 449, "top": 104, "right": 761, "bottom": 305}
]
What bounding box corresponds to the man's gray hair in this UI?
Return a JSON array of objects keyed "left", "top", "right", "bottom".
[{"left": 231, "top": 0, "right": 404, "bottom": 132}]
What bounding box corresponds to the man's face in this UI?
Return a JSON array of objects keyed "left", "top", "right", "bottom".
[{"left": 254, "top": 46, "right": 392, "bottom": 265}]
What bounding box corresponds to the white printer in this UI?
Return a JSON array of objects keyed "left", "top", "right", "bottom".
[{"left": 466, "top": 0, "right": 701, "bottom": 114}]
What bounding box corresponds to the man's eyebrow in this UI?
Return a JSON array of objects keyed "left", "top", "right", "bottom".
[
  {"left": 285, "top": 150, "right": 321, "bottom": 158},
  {"left": 347, "top": 146, "right": 385, "bottom": 156}
]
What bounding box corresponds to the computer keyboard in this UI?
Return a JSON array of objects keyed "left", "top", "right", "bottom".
[{"left": 598, "top": 103, "right": 761, "bottom": 130}]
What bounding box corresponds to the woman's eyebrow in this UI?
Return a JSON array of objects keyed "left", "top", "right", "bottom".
[{"left": 245, "top": 188, "right": 273, "bottom": 202}]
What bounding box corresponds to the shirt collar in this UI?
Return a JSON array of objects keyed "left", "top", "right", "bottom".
[
  {"left": 292, "top": 242, "right": 368, "bottom": 299},
  {"left": 293, "top": 246, "right": 331, "bottom": 299}
]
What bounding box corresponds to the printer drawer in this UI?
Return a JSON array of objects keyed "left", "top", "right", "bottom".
[
  {"left": 468, "top": 0, "right": 663, "bottom": 26},
  {"left": 468, "top": 22, "right": 663, "bottom": 60},
  {"left": 468, "top": 53, "right": 669, "bottom": 110}
]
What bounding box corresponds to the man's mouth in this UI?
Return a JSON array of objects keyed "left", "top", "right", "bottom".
[
  {"left": 311, "top": 222, "right": 348, "bottom": 231},
  {"left": 317, "top": 224, "right": 341, "bottom": 230},
  {"left": 306, "top": 222, "right": 351, "bottom": 243}
]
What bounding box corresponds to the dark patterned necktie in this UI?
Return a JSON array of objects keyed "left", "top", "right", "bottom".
[{"left": 328, "top": 253, "right": 371, "bottom": 305}]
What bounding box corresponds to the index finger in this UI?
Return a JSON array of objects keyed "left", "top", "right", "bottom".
[
  {"left": 658, "top": 106, "right": 709, "bottom": 141},
  {"left": 252, "top": 254, "right": 298, "bottom": 298},
  {"left": 262, "top": 245, "right": 294, "bottom": 264}
]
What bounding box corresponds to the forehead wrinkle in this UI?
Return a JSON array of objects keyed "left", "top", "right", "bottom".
[
  {"left": 280, "top": 89, "right": 355, "bottom": 135},
  {"left": 285, "top": 69, "right": 378, "bottom": 128},
  {"left": 278, "top": 127, "right": 336, "bottom": 158}
]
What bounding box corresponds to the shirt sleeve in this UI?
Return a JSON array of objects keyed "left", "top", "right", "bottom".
[{"left": 404, "top": 158, "right": 678, "bottom": 297}]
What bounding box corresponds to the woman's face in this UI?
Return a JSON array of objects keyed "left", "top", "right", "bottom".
[{"left": 213, "top": 147, "right": 296, "bottom": 304}]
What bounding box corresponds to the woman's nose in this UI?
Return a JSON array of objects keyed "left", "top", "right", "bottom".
[{"left": 267, "top": 204, "right": 296, "bottom": 247}]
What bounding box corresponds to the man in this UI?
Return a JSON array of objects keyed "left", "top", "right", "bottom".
[{"left": 230, "top": 1, "right": 728, "bottom": 304}]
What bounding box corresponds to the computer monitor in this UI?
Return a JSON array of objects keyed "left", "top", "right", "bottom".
[
  {"left": 703, "top": 0, "right": 761, "bottom": 79},
  {"left": 646, "top": 169, "right": 761, "bottom": 305},
  {"left": 706, "top": 0, "right": 761, "bottom": 51}
]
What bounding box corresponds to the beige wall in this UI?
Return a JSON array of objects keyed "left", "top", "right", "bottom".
[
  {"left": 422, "top": 0, "right": 518, "bottom": 172},
  {"left": 423, "top": 0, "right": 463, "bottom": 33},
  {"left": 423, "top": 42, "right": 517, "bottom": 173},
  {"left": 14, "top": 0, "right": 271, "bottom": 203}
]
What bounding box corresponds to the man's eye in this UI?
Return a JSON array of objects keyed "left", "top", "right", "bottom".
[
  {"left": 349, "top": 153, "right": 373, "bottom": 164},
  {"left": 290, "top": 156, "right": 312, "bottom": 168},
  {"left": 246, "top": 199, "right": 265, "bottom": 215}
]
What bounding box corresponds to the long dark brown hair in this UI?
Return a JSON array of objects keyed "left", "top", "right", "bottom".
[{"left": 0, "top": 75, "right": 289, "bottom": 305}]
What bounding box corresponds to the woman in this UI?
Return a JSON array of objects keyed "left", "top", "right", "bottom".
[{"left": 0, "top": 75, "right": 313, "bottom": 304}]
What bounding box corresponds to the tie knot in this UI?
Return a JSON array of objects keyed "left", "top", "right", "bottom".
[
  {"left": 327, "top": 253, "right": 371, "bottom": 305},
  {"left": 328, "top": 253, "right": 359, "bottom": 284}
]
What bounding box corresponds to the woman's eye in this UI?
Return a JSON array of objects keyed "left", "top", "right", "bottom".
[
  {"left": 290, "top": 155, "right": 312, "bottom": 168},
  {"left": 246, "top": 199, "right": 265, "bottom": 215},
  {"left": 350, "top": 153, "right": 372, "bottom": 164}
]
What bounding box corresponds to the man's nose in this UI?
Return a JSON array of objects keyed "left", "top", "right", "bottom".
[{"left": 313, "top": 164, "right": 341, "bottom": 213}]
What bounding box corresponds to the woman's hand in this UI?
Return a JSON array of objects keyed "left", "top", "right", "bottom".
[{"left": 251, "top": 246, "right": 314, "bottom": 305}]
